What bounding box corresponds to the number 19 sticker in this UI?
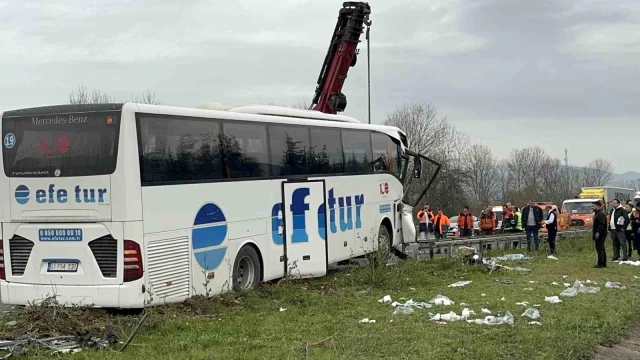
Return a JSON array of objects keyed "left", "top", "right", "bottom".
[{"left": 3, "top": 133, "right": 15, "bottom": 149}]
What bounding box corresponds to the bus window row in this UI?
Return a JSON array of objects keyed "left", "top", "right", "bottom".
[{"left": 137, "top": 115, "right": 401, "bottom": 184}]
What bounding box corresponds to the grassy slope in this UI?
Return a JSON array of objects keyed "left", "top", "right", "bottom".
[{"left": 12, "top": 236, "right": 640, "bottom": 360}]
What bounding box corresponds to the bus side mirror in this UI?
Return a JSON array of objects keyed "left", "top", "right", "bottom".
[{"left": 413, "top": 157, "right": 422, "bottom": 178}]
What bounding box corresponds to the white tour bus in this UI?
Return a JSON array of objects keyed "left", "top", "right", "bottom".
[{"left": 0, "top": 103, "right": 438, "bottom": 308}]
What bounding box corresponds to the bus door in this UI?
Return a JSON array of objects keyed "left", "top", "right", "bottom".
[{"left": 281, "top": 180, "right": 328, "bottom": 279}]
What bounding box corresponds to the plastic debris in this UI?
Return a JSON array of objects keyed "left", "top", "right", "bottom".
[
  {"left": 429, "top": 308, "right": 475, "bottom": 322},
  {"left": 515, "top": 301, "right": 529, "bottom": 307},
  {"left": 409, "top": 287, "right": 416, "bottom": 291},
  {"left": 461, "top": 308, "right": 476, "bottom": 319},
  {"left": 533, "top": 304, "right": 541, "bottom": 307},
  {"left": 481, "top": 308, "right": 491, "bottom": 314},
  {"left": 391, "top": 299, "right": 432, "bottom": 309},
  {"left": 491, "top": 254, "right": 530, "bottom": 261},
  {"left": 378, "top": 295, "right": 392, "bottom": 304},
  {"left": 529, "top": 321, "right": 542, "bottom": 326},
  {"left": 563, "top": 275, "right": 568, "bottom": 278},
  {"left": 279, "top": 307, "right": 287, "bottom": 312},
  {"left": 545, "top": 296, "right": 562, "bottom": 304},
  {"left": 551, "top": 282, "right": 559, "bottom": 285},
  {"left": 467, "top": 311, "right": 515, "bottom": 326},
  {"left": 448, "top": 280, "right": 472, "bottom": 288},
  {"left": 481, "top": 293, "right": 486, "bottom": 297},
  {"left": 572, "top": 280, "right": 601, "bottom": 294},
  {"left": 605, "top": 281, "right": 626, "bottom": 289},
  {"left": 619, "top": 260, "right": 640, "bottom": 266},
  {"left": 560, "top": 287, "right": 578, "bottom": 297},
  {"left": 521, "top": 308, "right": 541, "bottom": 320},
  {"left": 393, "top": 305, "right": 415, "bottom": 315},
  {"left": 500, "top": 297, "right": 505, "bottom": 301},
  {"left": 563, "top": 283, "right": 571, "bottom": 287},
  {"left": 360, "top": 318, "right": 376, "bottom": 323},
  {"left": 547, "top": 255, "right": 558, "bottom": 260},
  {"left": 429, "top": 295, "right": 455, "bottom": 306},
  {"left": 523, "top": 288, "right": 534, "bottom": 291},
  {"left": 528, "top": 281, "right": 538, "bottom": 283}
]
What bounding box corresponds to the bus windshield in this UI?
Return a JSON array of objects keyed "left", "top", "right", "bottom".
[{"left": 2, "top": 111, "right": 120, "bottom": 177}]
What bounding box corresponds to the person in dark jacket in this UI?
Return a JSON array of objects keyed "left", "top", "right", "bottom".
[
  {"left": 544, "top": 205, "right": 558, "bottom": 255},
  {"left": 609, "top": 199, "right": 629, "bottom": 261},
  {"left": 630, "top": 208, "right": 640, "bottom": 260},
  {"left": 592, "top": 200, "right": 608, "bottom": 268},
  {"left": 458, "top": 206, "right": 474, "bottom": 237},
  {"left": 521, "top": 200, "right": 543, "bottom": 252}
]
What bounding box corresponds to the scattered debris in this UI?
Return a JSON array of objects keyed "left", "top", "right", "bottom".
[
  {"left": 0, "top": 332, "right": 120, "bottom": 356},
  {"left": 378, "top": 295, "right": 392, "bottom": 304},
  {"left": 391, "top": 299, "right": 432, "bottom": 309},
  {"left": 533, "top": 304, "right": 541, "bottom": 307},
  {"left": 619, "top": 260, "right": 640, "bottom": 267},
  {"left": 429, "top": 295, "right": 455, "bottom": 306},
  {"left": 523, "top": 288, "right": 534, "bottom": 291},
  {"left": 528, "top": 281, "right": 538, "bottom": 283},
  {"left": 491, "top": 254, "right": 531, "bottom": 261},
  {"left": 572, "top": 280, "right": 600, "bottom": 294},
  {"left": 497, "top": 279, "right": 516, "bottom": 285},
  {"left": 529, "top": 321, "right": 542, "bottom": 326},
  {"left": 551, "top": 282, "right": 559, "bottom": 285},
  {"left": 460, "top": 303, "right": 469, "bottom": 306},
  {"left": 515, "top": 301, "right": 529, "bottom": 307},
  {"left": 563, "top": 283, "right": 571, "bottom": 287},
  {"left": 481, "top": 293, "right": 486, "bottom": 297},
  {"left": 393, "top": 306, "right": 414, "bottom": 315},
  {"left": 467, "top": 311, "right": 515, "bottom": 326},
  {"left": 481, "top": 308, "right": 492, "bottom": 314},
  {"left": 500, "top": 297, "right": 506, "bottom": 301},
  {"left": 409, "top": 287, "right": 416, "bottom": 291},
  {"left": 522, "top": 308, "right": 541, "bottom": 320},
  {"left": 448, "top": 280, "right": 472, "bottom": 288},
  {"left": 279, "top": 307, "right": 287, "bottom": 312},
  {"left": 563, "top": 275, "right": 568, "bottom": 278},
  {"left": 360, "top": 318, "right": 376, "bottom": 324},
  {"left": 4, "top": 321, "right": 17, "bottom": 328},
  {"left": 604, "top": 281, "right": 626, "bottom": 290},
  {"left": 547, "top": 255, "right": 558, "bottom": 260},
  {"left": 545, "top": 296, "right": 563, "bottom": 304},
  {"left": 428, "top": 308, "right": 475, "bottom": 322},
  {"left": 560, "top": 287, "right": 578, "bottom": 297}
]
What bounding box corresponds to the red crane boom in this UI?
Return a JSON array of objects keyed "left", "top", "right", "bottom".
[{"left": 311, "top": 2, "right": 371, "bottom": 114}]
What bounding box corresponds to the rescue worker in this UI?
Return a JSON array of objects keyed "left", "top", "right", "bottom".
[
  {"left": 501, "top": 205, "right": 514, "bottom": 233},
  {"left": 609, "top": 199, "right": 629, "bottom": 261},
  {"left": 630, "top": 208, "right": 640, "bottom": 260},
  {"left": 433, "top": 209, "right": 451, "bottom": 240},
  {"left": 625, "top": 203, "right": 634, "bottom": 258},
  {"left": 416, "top": 205, "right": 431, "bottom": 241},
  {"left": 521, "top": 200, "right": 543, "bottom": 252},
  {"left": 592, "top": 200, "right": 608, "bottom": 268},
  {"left": 479, "top": 206, "right": 495, "bottom": 236},
  {"left": 544, "top": 205, "right": 558, "bottom": 255},
  {"left": 458, "top": 206, "right": 474, "bottom": 237}
]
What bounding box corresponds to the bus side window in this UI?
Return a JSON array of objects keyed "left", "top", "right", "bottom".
[
  {"left": 342, "top": 130, "right": 372, "bottom": 174},
  {"left": 221, "top": 122, "right": 269, "bottom": 179},
  {"left": 268, "top": 125, "right": 311, "bottom": 176},
  {"left": 309, "top": 127, "right": 344, "bottom": 175}
]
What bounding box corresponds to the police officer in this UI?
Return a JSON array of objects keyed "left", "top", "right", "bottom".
[{"left": 592, "top": 200, "right": 608, "bottom": 268}]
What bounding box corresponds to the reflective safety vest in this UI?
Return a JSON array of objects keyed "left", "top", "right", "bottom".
[
  {"left": 417, "top": 210, "right": 431, "bottom": 224},
  {"left": 515, "top": 211, "right": 523, "bottom": 230}
]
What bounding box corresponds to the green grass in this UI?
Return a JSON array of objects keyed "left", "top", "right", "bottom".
[{"left": 6, "top": 236, "right": 640, "bottom": 360}]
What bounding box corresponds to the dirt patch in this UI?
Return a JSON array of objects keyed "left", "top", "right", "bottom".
[{"left": 593, "top": 327, "right": 640, "bottom": 360}]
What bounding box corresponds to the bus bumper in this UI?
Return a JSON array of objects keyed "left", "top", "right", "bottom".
[{"left": 0, "top": 279, "right": 146, "bottom": 308}]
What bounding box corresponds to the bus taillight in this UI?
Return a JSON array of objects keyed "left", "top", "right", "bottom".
[
  {"left": 123, "top": 240, "right": 143, "bottom": 282},
  {"left": 0, "top": 241, "right": 5, "bottom": 280}
]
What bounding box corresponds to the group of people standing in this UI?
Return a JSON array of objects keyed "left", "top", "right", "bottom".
[{"left": 591, "top": 199, "right": 640, "bottom": 268}]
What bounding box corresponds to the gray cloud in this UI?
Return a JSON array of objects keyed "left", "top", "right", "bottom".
[{"left": 1, "top": 0, "right": 638, "bottom": 173}]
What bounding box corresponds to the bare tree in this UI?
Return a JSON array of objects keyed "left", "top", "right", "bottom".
[
  {"left": 68, "top": 83, "right": 161, "bottom": 105},
  {"left": 68, "top": 84, "right": 115, "bottom": 104},
  {"left": 132, "top": 88, "right": 161, "bottom": 105},
  {"left": 579, "top": 158, "right": 614, "bottom": 187},
  {"left": 461, "top": 144, "right": 498, "bottom": 207}
]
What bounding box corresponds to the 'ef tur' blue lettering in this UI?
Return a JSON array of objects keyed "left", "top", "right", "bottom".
[
  {"left": 14, "top": 184, "right": 108, "bottom": 205},
  {"left": 270, "top": 187, "right": 364, "bottom": 244}
]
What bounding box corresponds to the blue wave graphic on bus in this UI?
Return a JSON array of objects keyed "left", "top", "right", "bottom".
[
  {"left": 14, "top": 185, "right": 30, "bottom": 205},
  {"left": 192, "top": 203, "right": 228, "bottom": 271}
]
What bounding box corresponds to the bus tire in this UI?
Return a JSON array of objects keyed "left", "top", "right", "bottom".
[
  {"left": 369, "top": 223, "right": 392, "bottom": 267},
  {"left": 232, "top": 245, "right": 262, "bottom": 292}
]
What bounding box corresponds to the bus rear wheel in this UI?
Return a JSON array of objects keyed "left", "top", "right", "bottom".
[{"left": 232, "top": 245, "right": 262, "bottom": 292}]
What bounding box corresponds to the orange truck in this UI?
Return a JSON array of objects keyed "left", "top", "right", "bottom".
[
  {"left": 562, "top": 187, "right": 635, "bottom": 227},
  {"left": 534, "top": 202, "right": 568, "bottom": 231}
]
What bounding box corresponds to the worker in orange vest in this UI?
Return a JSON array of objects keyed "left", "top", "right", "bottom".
[
  {"left": 480, "top": 206, "right": 495, "bottom": 236},
  {"left": 416, "top": 205, "right": 433, "bottom": 241},
  {"left": 433, "top": 209, "right": 451, "bottom": 239}
]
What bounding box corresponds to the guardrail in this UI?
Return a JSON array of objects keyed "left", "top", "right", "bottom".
[{"left": 412, "top": 228, "right": 591, "bottom": 260}]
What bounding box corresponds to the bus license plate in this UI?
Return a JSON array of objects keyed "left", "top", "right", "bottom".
[{"left": 48, "top": 262, "right": 78, "bottom": 272}]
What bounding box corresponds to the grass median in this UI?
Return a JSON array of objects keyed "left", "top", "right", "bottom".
[{"left": 6, "top": 234, "right": 640, "bottom": 359}]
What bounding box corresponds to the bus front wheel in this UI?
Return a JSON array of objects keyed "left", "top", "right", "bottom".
[{"left": 232, "top": 245, "right": 262, "bottom": 292}]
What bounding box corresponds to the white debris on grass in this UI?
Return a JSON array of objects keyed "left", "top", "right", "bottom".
[
  {"left": 545, "top": 296, "right": 563, "bottom": 304},
  {"left": 429, "top": 295, "right": 455, "bottom": 306},
  {"left": 619, "top": 260, "right": 640, "bottom": 266},
  {"left": 563, "top": 283, "right": 571, "bottom": 287},
  {"left": 521, "top": 308, "right": 541, "bottom": 320},
  {"left": 279, "top": 307, "right": 287, "bottom": 312},
  {"left": 563, "top": 275, "right": 568, "bottom": 278},
  {"left": 448, "top": 280, "right": 472, "bottom": 288},
  {"left": 391, "top": 299, "right": 432, "bottom": 309},
  {"left": 467, "top": 311, "right": 515, "bottom": 326},
  {"left": 378, "top": 295, "right": 392, "bottom": 304},
  {"left": 547, "top": 255, "right": 558, "bottom": 260},
  {"left": 393, "top": 305, "right": 414, "bottom": 315},
  {"left": 523, "top": 288, "right": 534, "bottom": 291},
  {"left": 500, "top": 297, "right": 505, "bottom": 301},
  {"left": 481, "top": 308, "right": 492, "bottom": 314},
  {"left": 515, "top": 301, "right": 529, "bottom": 307},
  {"left": 428, "top": 308, "right": 476, "bottom": 322},
  {"left": 605, "top": 281, "right": 625, "bottom": 289},
  {"left": 481, "top": 293, "right": 486, "bottom": 297},
  {"left": 551, "top": 282, "right": 559, "bottom": 285},
  {"left": 529, "top": 321, "right": 542, "bottom": 326},
  {"left": 360, "top": 318, "right": 376, "bottom": 324}
]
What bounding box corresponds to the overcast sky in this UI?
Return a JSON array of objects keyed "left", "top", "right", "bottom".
[{"left": 1, "top": 0, "right": 638, "bottom": 173}]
